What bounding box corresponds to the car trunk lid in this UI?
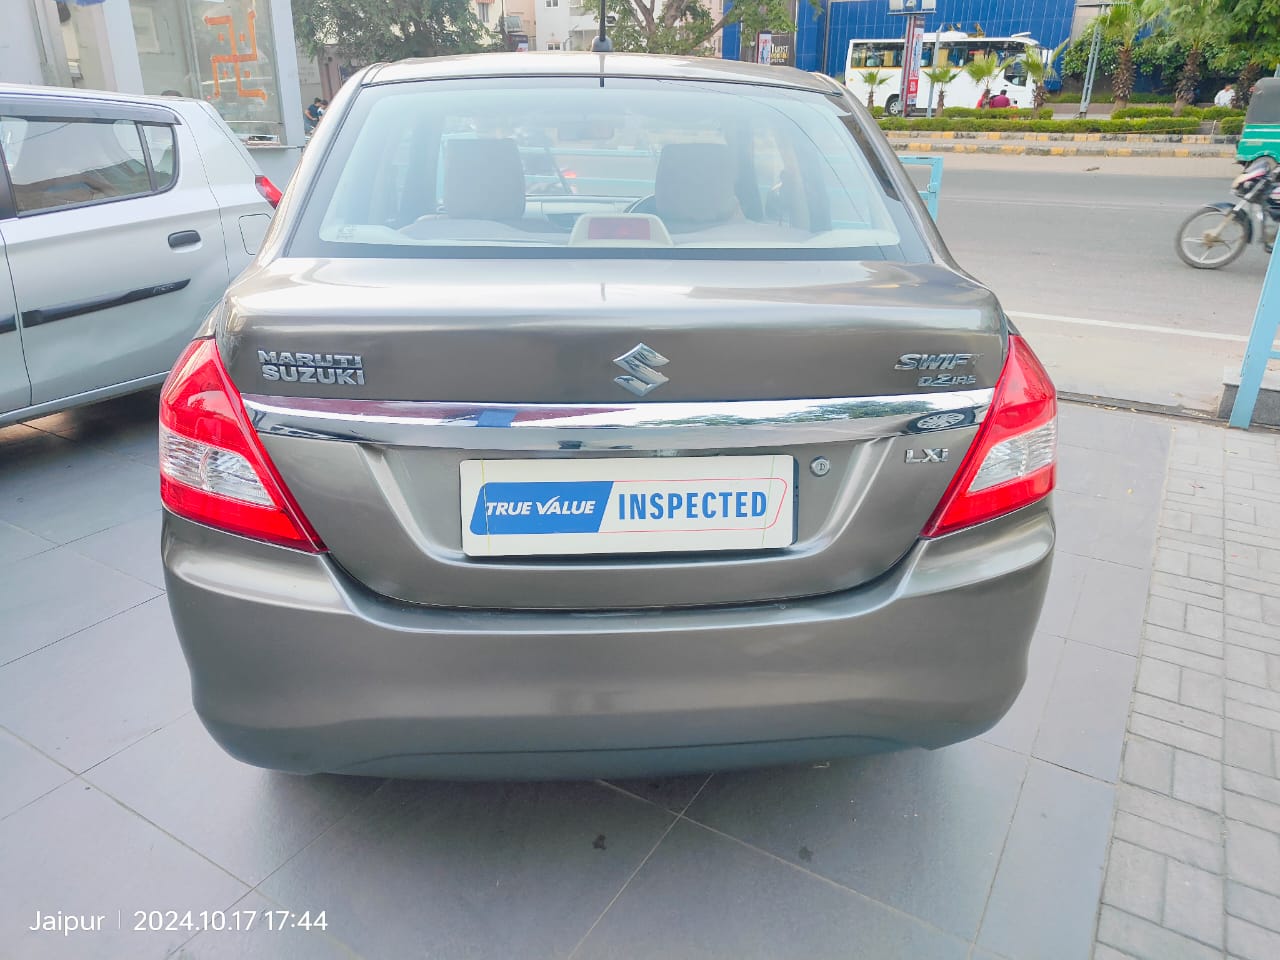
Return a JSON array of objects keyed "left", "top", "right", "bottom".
[{"left": 221, "top": 258, "right": 1006, "bottom": 609}]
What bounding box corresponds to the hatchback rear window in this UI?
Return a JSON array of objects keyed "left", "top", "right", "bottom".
[{"left": 288, "top": 77, "right": 929, "bottom": 261}]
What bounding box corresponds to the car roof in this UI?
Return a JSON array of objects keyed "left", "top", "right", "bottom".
[
  {"left": 366, "top": 52, "right": 839, "bottom": 95},
  {"left": 0, "top": 82, "right": 194, "bottom": 124},
  {"left": 0, "top": 82, "right": 189, "bottom": 108}
]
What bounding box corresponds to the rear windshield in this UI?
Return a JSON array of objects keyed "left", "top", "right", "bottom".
[{"left": 287, "top": 76, "right": 930, "bottom": 261}]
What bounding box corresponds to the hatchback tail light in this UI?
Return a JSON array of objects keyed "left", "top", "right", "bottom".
[
  {"left": 922, "top": 335, "right": 1056, "bottom": 537},
  {"left": 255, "top": 174, "right": 282, "bottom": 208},
  {"left": 159, "top": 339, "right": 324, "bottom": 552}
]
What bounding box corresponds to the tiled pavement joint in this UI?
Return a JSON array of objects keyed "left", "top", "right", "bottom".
[{"left": 1095, "top": 425, "right": 1280, "bottom": 960}]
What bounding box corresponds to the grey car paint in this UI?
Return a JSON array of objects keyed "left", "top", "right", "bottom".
[
  {"left": 218, "top": 260, "right": 1005, "bottom": 403},
  {"left": 252, "top": 419, "right": 981, "bottom": 610},
  {"left": 164, "top": 500, "right": 1052, "bottom": 778},
  {"left": 162, "top": 53, "right": 1053, "bottom": 777}
]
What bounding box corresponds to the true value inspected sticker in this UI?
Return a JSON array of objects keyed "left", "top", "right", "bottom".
[{"left": 459, "top": 455, "right": 795, "bottom": 557}]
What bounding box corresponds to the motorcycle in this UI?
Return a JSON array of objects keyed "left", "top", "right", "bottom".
[{"left": 1175, "top": 157, "right": 1280, "bottom": 269}]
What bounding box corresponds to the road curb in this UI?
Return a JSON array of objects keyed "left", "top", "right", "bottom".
[
  {"left": 890, "top": 141, "right": 1236, "bottom": 158},
  {"left": 887, "top": 131, "right": 1232, "bottom": 144},
  {"left": 1057, "top": 392, "right": 1229, "bottom": 424}
]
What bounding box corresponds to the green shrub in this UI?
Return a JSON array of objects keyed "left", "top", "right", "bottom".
[
  {"left": 940, "top": 107, "right": 1053, "bottom": 120},
  {"left": 877, "top": 117, "right": 1202, "bottom": 134},
  {"left": 871, "top": 105, "right": 885, "bottom": 118},
  {"left": 1199, "top": 106, "right": 1244, "bottom": 121},
  {"left": 1112, "top": 106, "right": 1176, "bottom": 119},
  {"left": 1220, "top": 117, "right": 1244, "bottom": 136},
  {"left": 1121, "top": 118, "right": 1202, "bottom": 132},
  {"left": 1113, "top": 105, "right": 1245, "bottom": 121},
  {"left": 1046, "top": 91, "right": 1175, "bottom": 105}
]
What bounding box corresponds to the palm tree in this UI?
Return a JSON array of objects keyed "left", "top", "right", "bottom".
[
  {"left": 922, "top": 66, "right": 958, "bottom": 112},
  {"left": 1234, "top": 61, "right": 1263, "bottom": 109},
  {"left": 860, "top": 70, "right": 891, "bottom": 112},
  {"left": 1164, "top": 0, "right": 1225, "bottom": 115},
  {"left": 1023, "top": 40, "right": 1069, "bottom": 111},
  {"left": 1101, "top": 0, "right": 1160, "bottom": 111},
  {"left": 963, "top": 52, "right": 1008, "bottom": 106}
]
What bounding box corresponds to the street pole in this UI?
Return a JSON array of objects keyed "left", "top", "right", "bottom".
[{"left": 1078, "top": 7, "right": 1106, "bottom": 119}]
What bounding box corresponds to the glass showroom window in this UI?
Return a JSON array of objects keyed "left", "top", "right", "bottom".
[{"left": 130, "top": 0, "right": 285, "bottom": 142}]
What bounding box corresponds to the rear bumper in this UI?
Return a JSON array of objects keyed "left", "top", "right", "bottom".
[{"left": 162, "top": 501, "right": 1053, "bottom": 778}]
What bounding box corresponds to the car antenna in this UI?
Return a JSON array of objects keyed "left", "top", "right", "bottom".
[{"left": 591, "top": 0, "right": 612, "bottom": 52}]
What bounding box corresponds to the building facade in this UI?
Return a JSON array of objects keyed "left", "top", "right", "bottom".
[
  {"left": 534, "top": 0, "right": 602, "bottom": 51},
  {"left": 497, "top": 0, "right": 537, "bottom": 50},
  {"left": 723, "top": 0, "right": 1080, "bottom": 76}
]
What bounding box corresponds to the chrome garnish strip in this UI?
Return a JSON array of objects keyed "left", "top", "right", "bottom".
[{"left": 242, "top": 390, "right": 994, "bottom": 451}]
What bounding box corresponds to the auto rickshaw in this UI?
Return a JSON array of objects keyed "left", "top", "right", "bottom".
[{"left": 1237, "top": 77, "right": 1280, "bottom": 166}]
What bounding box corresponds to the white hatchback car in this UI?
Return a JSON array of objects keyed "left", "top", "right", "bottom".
[{"left": 0, "top": 84, "right": 279, "bottom": 425}]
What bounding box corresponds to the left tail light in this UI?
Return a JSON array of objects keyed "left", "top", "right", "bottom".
[
  {"left": 159, "top": 338, "right": 325, "bottom": 552},
  {"left": 255, "top": 174, "right": 282, "bottom": 208}
]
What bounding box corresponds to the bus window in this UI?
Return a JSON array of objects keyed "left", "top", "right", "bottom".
[
  {"left": 848, "top": 40, "right": 918, "bottom": 71},
  {"left": 1004, "top": 60, "right": 1028, "bottom": 87},
  {"left": 865, "top": 45, "right": 902, "bottom": 68}
]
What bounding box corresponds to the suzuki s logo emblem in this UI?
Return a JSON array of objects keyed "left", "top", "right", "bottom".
[{"left": 613, "top": 343, "right": 669, "bottom": 397}]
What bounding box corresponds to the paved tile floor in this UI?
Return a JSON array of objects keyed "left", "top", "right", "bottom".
[
  {"left": 1094, "top": 423, "right": 1280, "bottom": 960},
  {"left": 0, "top": 396, "right": 1169, "bottom": 960}
]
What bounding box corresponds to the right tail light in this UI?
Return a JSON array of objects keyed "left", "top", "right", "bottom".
[
  {"left": 255, "top": 174, "right": 282, "bottom": 208},
  {"left": 922, "top": 335, "right": 1057, "bottom": 537}
]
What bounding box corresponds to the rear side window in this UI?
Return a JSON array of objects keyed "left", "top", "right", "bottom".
[
  {"left": 140, "top": 123, "right": 178, "bottom": 191},
  {"left": 290, "top": 77, "right": 929, "bottom": 261},
  {"left": 0, "top": 116, "right": 178, "bottom": 215}
]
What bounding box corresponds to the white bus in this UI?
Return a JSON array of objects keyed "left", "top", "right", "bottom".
[{"left": 845, "top": 32, "right": 1047, "bottom": 116}]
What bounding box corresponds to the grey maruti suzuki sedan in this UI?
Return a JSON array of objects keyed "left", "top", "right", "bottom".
[{"left": 159, "top": 53, "right": 1057, "bottom": 779}]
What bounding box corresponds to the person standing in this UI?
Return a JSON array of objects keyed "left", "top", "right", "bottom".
[
  {"left": 304, "top": 98, "right": 323, "bottom": 134},
  {"left": 1215, "top": 83, "right": 1234, "bottom": 107}
]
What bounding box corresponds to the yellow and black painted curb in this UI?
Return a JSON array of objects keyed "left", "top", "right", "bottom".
[{"left": 889, "top": 140, "right": 1236, "bottom": 158}]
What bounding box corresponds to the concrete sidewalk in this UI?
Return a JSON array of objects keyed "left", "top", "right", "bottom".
[{"left": 1094, "top": 422, "right": 1280, "bottom": 960}]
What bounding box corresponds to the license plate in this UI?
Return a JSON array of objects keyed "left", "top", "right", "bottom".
[{"left": 460, "top": 456, "right": 795, "bottom": 557}]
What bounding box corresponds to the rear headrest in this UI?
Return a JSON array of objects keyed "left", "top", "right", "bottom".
[
  {"left": 655, "top": 143, "right": 737, "bottom": 226},
  {"left": 443, "top": 138, "right": 525, "bottom": 221}
]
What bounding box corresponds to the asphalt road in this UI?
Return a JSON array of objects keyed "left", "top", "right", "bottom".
[{"left": 908, "top": 154, "right": 1272, "bottom": 413}]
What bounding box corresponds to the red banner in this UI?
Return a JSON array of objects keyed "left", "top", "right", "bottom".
[{"left": 900, "top": 15, "right": 925, "bottom": 113}]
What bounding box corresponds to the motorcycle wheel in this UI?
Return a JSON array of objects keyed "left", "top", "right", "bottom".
[{"left": 1176, "top": 207, "right": 1249, "bottom": 269}]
